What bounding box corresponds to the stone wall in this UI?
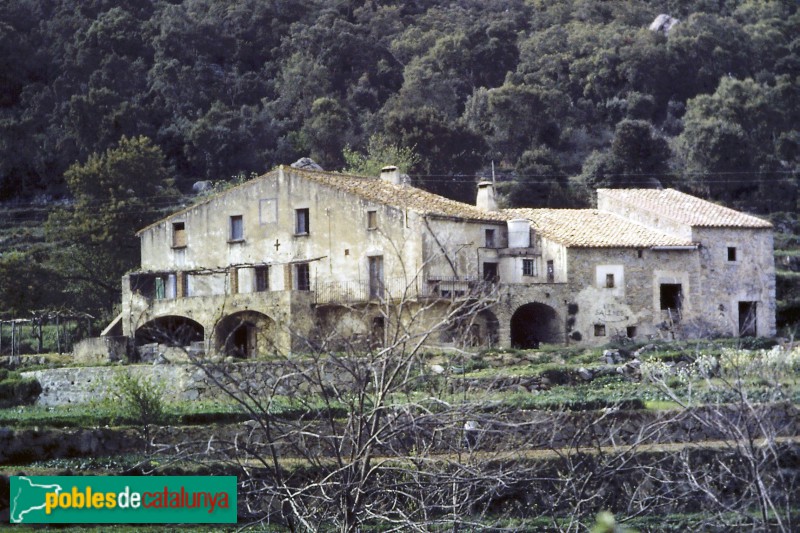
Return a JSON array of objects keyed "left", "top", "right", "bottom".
[
  {"left": 22, "top": 360, "right": 362, "bottom": 407},
  {"left": 694, "top": 227, "right": 776, "bottom": 338},
  {"left": 73, "top": 336, "right": 130, "bottom": 364},
  {"left": 567, "top": 247, "right": 702, "bottom": 343},
  {"left": 0, "top": 426, "right": 141, "bottom": 465}
]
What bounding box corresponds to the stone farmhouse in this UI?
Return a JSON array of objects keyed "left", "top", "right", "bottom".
[{"left": 113, "top": 165, "right": 775, "bottom": 358}]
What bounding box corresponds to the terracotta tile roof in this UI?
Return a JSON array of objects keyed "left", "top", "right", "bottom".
[
  {"left": 291, "top": 167, "right": 509, "bottom": 222},
  {"left": 506, "top": 208, "right": 695, "bottom": 248},
  {"left": 136, "top": 167, "right": 507, "bottom": 235},
  {"left": 599, "top": 188, "right": 772, "bottom": 228}
]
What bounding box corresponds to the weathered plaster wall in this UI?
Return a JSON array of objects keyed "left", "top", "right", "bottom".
[
  {"left": 693, "top": 227, "right": 776, "bottom": 337},
  {"left": 422, "top": 217, "right": 506, "bottom": 280},
  {"left": 127, "top": 169, "right": 431, "bottom": 353},
  {"left": 140, "top": 168, "right": 422, "bottom": 286},
  {"left": 566, "top": 247, "right": 702, "bottom": 343}
]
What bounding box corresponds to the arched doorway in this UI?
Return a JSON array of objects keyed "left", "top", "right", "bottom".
[
  {"left": 135, "top": 316, "right": 204, "bottom": 347},
  {"left": 510, "top": 303, "right": 561, "bottom": 348},
  {"left": 214, "top": 311, "right": 275, "bottom": 358}
]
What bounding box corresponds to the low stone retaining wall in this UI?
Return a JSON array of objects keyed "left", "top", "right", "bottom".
[
  {"left": 0, "top": 426, "right": 141, "bottom": 465},
  {"left": 22, "top": 359, "right": 361, "bottom": 407},
  {"left": 2, "top": 403, "right": 797, "bottom": 465}
]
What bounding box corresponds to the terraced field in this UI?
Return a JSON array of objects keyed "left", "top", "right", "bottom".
[{"left": 1, "top": 338, "right": 798, "bottom": 530}]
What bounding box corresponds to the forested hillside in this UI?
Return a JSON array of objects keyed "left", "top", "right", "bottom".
[
  {"left": 2, "top": 0, "right": 798, "bottom": 206},
  {"left": 0, "top": 0, "right": 798, "bottom": 319}
]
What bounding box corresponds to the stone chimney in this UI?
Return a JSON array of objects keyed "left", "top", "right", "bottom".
[
  {"left": 380, "top": 165, "right": 402, "bottom": 185},
  {"left": 476, "top": 181, "right": 498, "bottom": 211}
]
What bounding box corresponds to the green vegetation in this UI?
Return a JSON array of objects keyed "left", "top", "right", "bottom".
[
  {"left": 0, "top": 368, "right": 41, "bottom": 408},
  {"left": 2, "top": 339, "right": 798, "bottom": 530},
  {"left": 0, "top": 398, "right": 247, "bottom": 429},
  {"left": 3, "top": 340, "right": 797, "bottom": 429}
]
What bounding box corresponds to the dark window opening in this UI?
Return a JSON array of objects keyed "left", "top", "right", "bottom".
[
  {"left": 605, "top": 273, "right": 615, "bottom": 288},
  {"left": 367, "top": 210, "right": 377, "bottom": 230},
  {"left": 523, "top": 258, "right": 536, "bottom": 276},
  {"left": 368, "top": 256, "right": 384, "bottom": 299},
  {"left": 254, "top": 266, "right": 269, "bottom": 292},
  {"left": 295, "top": 263, "right": 310, "bottom": 291},
  {"left": 230, "top": 215, "right": 243, "bottom": 241},
  {"left": 739, "top": 301, "right": 757, "bottom": 337},
  {"left": 483, "top": 262, "right": 499, "bottom": 283},
  {"left": 637, "top": 249, "right": 643, "bottom": 259},
  {"left": 660, "top": 284, "right": 682, "bottom": 311},
  {"left": 295, "top": 208, "right": 310, "bottom": 235},
  {"left": 594, "top": 324, "right": 606, "bottom": 337},
  {"left": 728, "top": 247, "right": 737, "bottom": 261},
  {"left": 485, "top": 229, "right": 496, "bottom": 248},
  {"left": 626, "top": 326, "right": 637, "bottom": 338},
  {"left": 172, "top": 222, "right": 186, "bottom": 248}
]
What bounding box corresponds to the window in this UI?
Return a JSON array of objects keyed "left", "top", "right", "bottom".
[
  {"left": 605, "top": 273, "right": 615, "bottom": 288},
  {"left": 660, "top": 284, "right": 682, "bottom": 310},
  {"left": 295, "top": 208, "right": 310, "bottom": 235},
  {"left": 176, "top": 271, "right": 189, "bottom": 297},
  {"left": 546, "top": 260, "right": 554, "bottom": 283},
  {"left": 626, "top": 326, "right": 637, "bottom": 338},
  {"left": 594, "top": 324, "right": 606, "bottom": 337},
  {"left": 367, "top": 210, "right": 377, "bottom": 230},
  {"left": 254, "top": 266, "right": 269, "bottom": 292},
  {"left": 727, "top": 246, "right": 737, "bottom": 262},
  {"left": 295, "top": 263, "right": 310, "bottom": 291},
  {"left": 368, "top": 256, "right": 384, "bottom": 299},
  {"left": 230, "top": 267, "right": 239, "bottom": 294},
  {"left": 637, "top": 249, "right": 644, "bottom": 259},
  {"left": 523, "top": 258, "right": 537, "bottom": 277},
  {"left": 172, "top": 222, "right": 186, "bottom": 248},
  {"left": 485, "top": 229, "right": 496, "bottom": 248},
  {"left": 155, "top": 277, "right": 166, "bottom": 299},
  {"left": 230, "top": 215, "right": 243, "bottom": 241},
  {"left": 483, "top": 262, "right": 499, "bottom": 283}
]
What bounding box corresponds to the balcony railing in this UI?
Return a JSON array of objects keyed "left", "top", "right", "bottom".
[
  {"left": 129, "top": 272, "right": 498, "bottom": 307},
  {"left": 313, "top": 276, "right": 490, "bottom": 305}
]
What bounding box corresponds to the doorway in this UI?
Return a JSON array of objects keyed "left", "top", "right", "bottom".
[{"left": 739, "top": 301, "right": 757, "bottom": 337}]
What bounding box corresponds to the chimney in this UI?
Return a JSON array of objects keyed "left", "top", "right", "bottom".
[
  {"left": 476, "top": 181, "right": 498, "bottom": 211},
  {"left": 380, "top": 165, "right": 402, "bottom": 185}
]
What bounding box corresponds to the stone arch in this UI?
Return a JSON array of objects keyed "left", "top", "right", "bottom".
[
  {"left": 510, "top": 303, "right": 562, "bottom": 348},
  {"left": 441, "top": 307, "right": 500, "bottom": 348},
  {"left": 135, "top": 315, "right": 204, "bottom": 347},
  {"left": 214, "top": 311, "right": 276, "bottom": 358}
]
